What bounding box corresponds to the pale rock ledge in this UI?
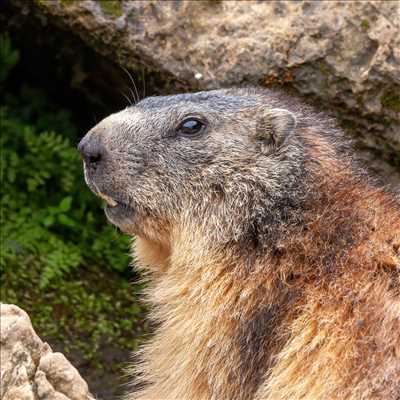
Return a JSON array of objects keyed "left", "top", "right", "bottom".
[{"left": 0, "top": 304, "right": 94, "bottom": 400}]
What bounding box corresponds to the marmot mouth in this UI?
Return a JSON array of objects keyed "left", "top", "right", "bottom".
[
  {"left": 84, "top": 171, "right": 135, "bottom": 227},
  {"left": 84, "top": 172, "right": 119, "bottom": 207},
  {"left": 104, "top": 201, "right": 136, "bottom": 230},
  {"left": 97, "top": 192, "right": 135, "bottom": 221}
]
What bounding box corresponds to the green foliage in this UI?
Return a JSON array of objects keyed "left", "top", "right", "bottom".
[
  {"left": 1, "top": 257, "right": 146, "bottom": 367},
  {"left": 0, "top": 33, "right": 19, "bottom": 82},
  {"left": 0, "top": 32, "right": 145, "bottom": 369},
  {"left": 0, "top": 34, "right": 131, "bottom": 282},
  {"left": 1, "top": 104, "right": 132, "bottom": 287}
]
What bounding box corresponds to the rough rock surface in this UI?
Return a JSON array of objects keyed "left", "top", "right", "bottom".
[
  {"left": 10, "top": 0, "right": 399, "bottom": 187},
  {"left": 0, "top": 304, "right": 94, "bottom": 400}
]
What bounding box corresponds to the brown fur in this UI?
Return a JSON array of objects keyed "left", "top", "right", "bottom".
[
  {"left": 79, "top": 88, "right": 400, "bottom": 400},
  {"left": 130, "top": 137, "right": 399, "bottom": 399}
]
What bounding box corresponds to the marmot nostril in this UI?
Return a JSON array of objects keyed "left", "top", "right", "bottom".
[
  {"left": 88, "top": 153, "right": 102, "bottom": 164},
  {"left": 78, "top": 136, "right": 104, "bottom": 167}
]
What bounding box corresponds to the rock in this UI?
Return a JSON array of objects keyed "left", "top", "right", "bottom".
[
  {"left": 4, "top": 0, "right": 400, "bottom": 187},
  {"left": 0, "top": 304, "right": 94, "bottom": 400}
]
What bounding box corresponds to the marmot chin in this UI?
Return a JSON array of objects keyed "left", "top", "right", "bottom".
[{"left": 78, "top": 88, "right": 400, "bottom": 400}]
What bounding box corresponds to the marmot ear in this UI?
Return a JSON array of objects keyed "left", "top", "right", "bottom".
[{"left": 255, "top": 108, "right": 297, "bottom": 151}]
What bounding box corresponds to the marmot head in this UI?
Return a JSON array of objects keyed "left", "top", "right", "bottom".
[{"left": 79, "top": 88, "right": 319, "bottom": 246}]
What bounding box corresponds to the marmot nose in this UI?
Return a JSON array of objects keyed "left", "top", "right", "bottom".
[{"left": 77, "top": 135, "right": 104, "bottom": 169}]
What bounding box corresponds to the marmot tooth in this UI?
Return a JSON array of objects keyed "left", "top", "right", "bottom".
[{"left": 98, "top": 192, "right": 118, "bottom": 207}]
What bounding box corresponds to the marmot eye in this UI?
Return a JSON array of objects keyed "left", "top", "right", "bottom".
[{"left": 177, "top": 118, "right": 206, "bottom": 136}]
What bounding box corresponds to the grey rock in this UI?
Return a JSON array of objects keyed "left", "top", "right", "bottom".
[
  {"left": 0, "top": 304, "right": 94, "bottom": 400},
  {"left": 7, "top": 0, "right": 400, "bottom": 187}
]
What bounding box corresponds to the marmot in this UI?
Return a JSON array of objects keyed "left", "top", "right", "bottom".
[{"left": 78, "top": 88, "right": 400, "bottom": 400}]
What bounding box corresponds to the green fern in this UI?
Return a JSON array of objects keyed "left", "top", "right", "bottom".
[
  {"left": 0, "top": 32, "right": 145, "bottom": 372},
  {"left": 0, "top": 35, "right": 131, "bottom": 288},
  {"left": 1, "top": 105, "right": 131, "bottom": 287}
]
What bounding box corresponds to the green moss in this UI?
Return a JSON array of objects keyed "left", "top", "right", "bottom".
[
  {"left": 59, "top": 0, "right": 76, "bottom": 6},
  {"left": 360, "top": 19, "right": 370, "bottom": 30},
  {"left": 319, "top": 62, "right": 329, "bottom": 76},
  {"left": 380, "top": 91, "right": 400, "bottom": 113},
  {"left": 97, "top": 0, "right": 123, "bottom": 18},
  {"left": 34, "top": 0, "right": 47, "bottom": 6}
]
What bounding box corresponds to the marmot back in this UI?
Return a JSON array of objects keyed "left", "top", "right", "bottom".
[{"left": 79, "top": 87, "right": 400, "bottom": 400}]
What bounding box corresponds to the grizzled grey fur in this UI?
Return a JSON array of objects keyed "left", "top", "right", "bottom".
[
  {"left": 80, "top": 87, "right": 347, "bottom": 247},
  {"left": 78, "top": 88, "right": 400, "bottom": 400}
]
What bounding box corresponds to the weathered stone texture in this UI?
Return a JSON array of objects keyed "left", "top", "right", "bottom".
[
  {"left": 7, "top": 0, "right": 400, "bottom": 186},
  {"left": 0, "top": 304, "right": 93, "bottom": 400}
]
